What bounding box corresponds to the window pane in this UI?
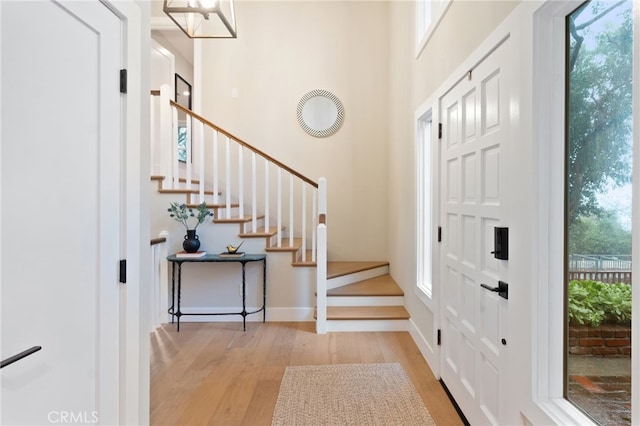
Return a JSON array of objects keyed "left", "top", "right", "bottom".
[
  {"left": 416, "top": 0, "right": 432, "bottom": 44},
  {"left": 565, "top": 1, "right": 633, "bottom": 424},
  {"left": 417, "top": 113, "right": 432, "bottom": 297}
]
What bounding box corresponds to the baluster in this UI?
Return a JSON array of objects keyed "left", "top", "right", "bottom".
[
  {"left": 213, "top": 131, "right": 219, "bottom": 205},
  {"left": 312, "top": 186, "right": 317, "bottom": 261},
  {"left": 225, "top": 136, "right": 231, "bottom": 219},
  {"left": 301, "top": 184, "right": 306, "bottom": 261},
  {"left": 150, "top": 239, "right": 158, "bottom": 330},
  {"left": 159, "top": 230, "right": 169, "bottom": 324},
  {"left": 289, "top": 174, "right": 294, "bottom": 247},
  {"left": 277, "top": 168, "right": 282, "bottom": 247},
  {"left": 150, "top": 94, "right": 156, "bottom": 175},
  {"left": 197, "top": 120, "right": 205, "bottom": 204},
  {"left": 172, "top": 105, "right": 179, "bottom": 188},
  {"left": 160, "top": 85, "right": 172, "bottom": 189},
  {"left": 238, "top": 145, "right": 244, "bottom": 219},
  {"left": 185, "top": 115, "right": 192, "bottom": 190},
  {"left": 252, "top": 153, "right": 257, "bottom": 233},
  {"left": 264, "top": 160, "right": 270, "bottom": 238}
]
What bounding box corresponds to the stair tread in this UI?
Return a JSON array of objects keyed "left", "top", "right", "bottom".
[
  {"left": 293, "top": 260, "right": 316, "bottom": 267},
  {"left": 327, "top": 261, "right": 389, "bottom": 279},
  {"left": 317, "top": 306, "right": 410, "bottom": 320},
  {"left": 178, "top": 177, "right": 201, "bottom": 185},
  {"left": 151, "top": 175, "right": 202, "bottom": 185},
  {"left": 327, "top": 275, "right": 403, "bottom": 297},
  {"left": 186, "top": 202, "right": 239, "bottom": 209},
  {"left": 239, "top": 227, "right": 279, "bottom": 237},
  {"left": 266, "top": 238, "right": 302, "bottom": 252},
  {"left": 158, "top": 188, "right": 200, "bottom": 194},
  {"left": 292, "top": 249, "right": 316, "bottom": 267},
  {"left": 214, "top": 215, "right": 264, "bottom": 224}
]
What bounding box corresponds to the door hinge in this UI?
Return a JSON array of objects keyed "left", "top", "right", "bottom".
[
  {"left": 119, "top": 259, "right": 127, "bottom": 284},
  {"left": 438, "top": 123, "right": 443, "bottom": 139},
  {"left": 437, "top": 329, "right": 442, "bottom": 346},
  {"left": 120, "top": 69, "right": 127, "bottom": 94},
  {"left": 437, "top": 226, "right": 442, "bottom": 242}
]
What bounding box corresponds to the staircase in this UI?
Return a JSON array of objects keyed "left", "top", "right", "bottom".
[
  {"left": 317, "top": 262, "right": 410, "bottom": 332},
  {"left": 151, "top": 87, "right": 410, "bottom": 332}
]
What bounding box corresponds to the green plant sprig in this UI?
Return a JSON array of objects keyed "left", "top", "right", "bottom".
[{"left": 167, "top": 202, "right": 214, "bottom": 231}]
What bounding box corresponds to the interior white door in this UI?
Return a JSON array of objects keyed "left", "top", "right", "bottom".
[
  {"left": 439, "top": 39, "right": 510, "bottom": 425},
  {"left": 1, "top": 1, "right": 122, "bottom": 424}
]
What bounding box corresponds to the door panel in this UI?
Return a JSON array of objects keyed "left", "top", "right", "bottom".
[
  {"left": 1, "top": 1, "right": 122, "bottom": 424},
  {"left": 439, "top": 39, "right": 509, "bottom": 425}
]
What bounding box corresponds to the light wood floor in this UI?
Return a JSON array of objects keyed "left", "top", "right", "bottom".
[{"left": 150, "top": 322, "right": 463, "bottom": 425}]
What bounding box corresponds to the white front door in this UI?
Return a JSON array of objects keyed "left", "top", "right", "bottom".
[
  {"left": 439, "top": 38, "right": 510, "bottom": 425},
  {"left": 1, "top": 1, "right": 122, "bottom": 424}
]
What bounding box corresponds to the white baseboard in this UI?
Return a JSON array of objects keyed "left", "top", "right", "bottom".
[
  {"left": 174, "top": 306, "right": 313, "bottom": 322},
  {"left": 266, "top": 307, "right": 314, "bottom": 322},
  {"left": 408, "top": 318, "right": 439, "bottom": 378}
]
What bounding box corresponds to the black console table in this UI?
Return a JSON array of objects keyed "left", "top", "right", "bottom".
[{"left": 166, "top": 253, "right": 267, "bottom": 331}]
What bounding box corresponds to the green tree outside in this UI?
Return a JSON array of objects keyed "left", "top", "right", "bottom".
[{"left": 567, "top": 0, "right": 633, "bottom": 227}]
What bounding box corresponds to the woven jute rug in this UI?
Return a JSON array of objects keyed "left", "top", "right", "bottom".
[{"left": 271, "top": 363, "right": 436, "bottom": 426}]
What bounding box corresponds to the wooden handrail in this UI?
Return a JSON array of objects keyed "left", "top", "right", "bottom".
[
  {"left": 170, "top": 100, "right": 318, "bottom": 188},
  {"left": 150, "top": 90, "right": 161, "bottom": 96},
  {"left": 150, "top": 237, "right": 167, "bottom": 246}
]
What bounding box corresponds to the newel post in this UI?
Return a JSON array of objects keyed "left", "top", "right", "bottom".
[
  {"left": 159, "top": 84, "right": 173, "bottom": 189},
  {"left": 316, "top": 177, "right": 327, "bottom": 334},
  {"left": 158, "top": 230, "right": 170, "bottom": 325}
]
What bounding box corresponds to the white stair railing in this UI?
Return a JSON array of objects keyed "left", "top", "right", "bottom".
[
  {"left": 154, "top": 96, "right": 329, "bottom": 331},
  {"left": 155, "top": 97, "right": 322, "bottom": 255}
]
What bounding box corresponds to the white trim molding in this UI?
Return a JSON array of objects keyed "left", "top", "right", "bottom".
[
  {"left": 531, "top": 1, "right": 607, "bottom": 424},
  {"left": 151, "top": 16, "right": 180, "bottom": 31},
  {"left": 631, "top": 1, "right": 640, "bottom": 423},
  {"left": 415, "top": 0, "right": 453, "bottom": 58},
  {"left": 108, "top": 1, "right": 149, "bottom": 424}
]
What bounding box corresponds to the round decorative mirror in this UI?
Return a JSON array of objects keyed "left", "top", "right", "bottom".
[{"left": 296, "top": 89, "right": 345, "bottom": 138}]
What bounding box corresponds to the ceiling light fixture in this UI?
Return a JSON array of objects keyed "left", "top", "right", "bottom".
[{"left": 163, "top": 0, "right": 237, "bottom": 39}]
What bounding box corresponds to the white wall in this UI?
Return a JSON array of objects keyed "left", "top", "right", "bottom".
[
  {"left": 387, "top": 0, "right": 518, "bottom": 367},
  {"left": 151, "top": 31, "right": 193, "bottom": 88},
  {"left": 199, "top": 1, "right": 391, "bottom": 261},
  {"left": 387, "top": 0, "right": 608, "bottom": 424},
  {"left": 149, "top": 1, "right": 391, "bottom": 323}
]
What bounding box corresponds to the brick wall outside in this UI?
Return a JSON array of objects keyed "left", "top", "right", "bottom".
[{"left": 569, "top": 324, "right": 631, "bottom": 356}]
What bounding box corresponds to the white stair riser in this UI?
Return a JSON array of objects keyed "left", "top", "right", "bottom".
[
  {"left": 326, "top": 296, "right": 405, "bottom": 306},
  {"left": 327, "top": 265, "right": 389, "bottom": 290},
  {"left": 187, "top": 192, "right": 224, "bottom": 205},
  {"left": 326, "top": 319, "right": 409, "bottom": 332},
  {"left": 240, "top": 218, "right": 265, "bottom": 233}
]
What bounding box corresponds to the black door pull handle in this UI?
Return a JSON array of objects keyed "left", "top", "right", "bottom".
[
  {"left": 480, "top": 283, "right": 499, "bottom": 291},
  {"left": 1, "top": 346, "right": 42, "bottom": 369},
  {"left": 480, "top": 281, "right": 509, "bottom": 300}
]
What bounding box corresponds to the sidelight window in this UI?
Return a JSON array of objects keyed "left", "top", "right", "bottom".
[
  {"left": 416, "top": 110, "right": 434, "bottom": 299},
  {"left": 565, "top": 1, "right": 633, "bottom": 424}
]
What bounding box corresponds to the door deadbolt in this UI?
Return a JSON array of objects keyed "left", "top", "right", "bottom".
[{"left": 491, "top": 227, "right": 509, "bottom": 260}]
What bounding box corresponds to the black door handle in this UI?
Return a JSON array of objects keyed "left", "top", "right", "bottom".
[
  {"left": 1, "top": 346, "right": 42, "bottom": 369},
  {"left": 480, "top": 281, "right": 509, "bottom": 300}
]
